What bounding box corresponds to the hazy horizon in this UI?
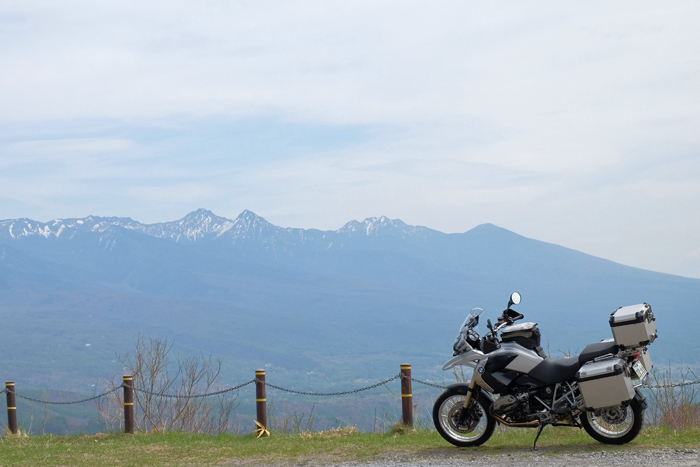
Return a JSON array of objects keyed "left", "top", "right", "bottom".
[{"left": 3, "top": 207, "right": 699, "bottom": 280}]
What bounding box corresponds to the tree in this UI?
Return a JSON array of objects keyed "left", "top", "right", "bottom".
[{"left": 96, "top": 336, "right": 238, "bottom": 433}]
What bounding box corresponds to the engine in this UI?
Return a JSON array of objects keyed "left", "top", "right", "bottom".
[
  {"left": 491, "top": 391, "right": 531, "bottom": 418},
  {"left": 491, "top": 383, "right": 585, "bottom": 426}
]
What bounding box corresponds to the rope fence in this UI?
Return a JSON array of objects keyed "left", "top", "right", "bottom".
[
  {"left": 2, "top": 366, "right": 698, "bottom": 435},
  {"left": 133, "top": 380, "right": 256, "bottom": 399}
]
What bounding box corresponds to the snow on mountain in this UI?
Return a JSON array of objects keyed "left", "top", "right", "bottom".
[
  {"left": 0, "top": 216, "right": 144, "bottom": 240},
  {"left": 0, "top": 210, "right": 440, "bottom": 248},
  {"left": 140, "top": 208, "right": 234, "bottom": 241},
  {"left": 0, "top": 210, "right": 232, "bottom": 243},
  {"left": 337, "top": 216, "right": 437, "bottom": 240},
  {"left": 222, "top": 209, "right": 285, "bottom": 241}
]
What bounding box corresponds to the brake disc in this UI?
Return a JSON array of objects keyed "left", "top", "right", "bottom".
[
  {"left": 449, "top": 402, "right": 483, "bottom": 433},
  {"left": 600, "top": 406, "right": 627, "bottom": 425}
]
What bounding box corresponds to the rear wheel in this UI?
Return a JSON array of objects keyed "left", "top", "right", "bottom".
[
  {"left": 580, "top": 398, "right": 644, "bottom": 444},
  {"left": 432, "top": 389, "right": 496, "bottom": 447}
]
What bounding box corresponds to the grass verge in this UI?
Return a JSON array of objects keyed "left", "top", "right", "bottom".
[{"left": 0, "top": 426, "right": 699, "bottom": 467}]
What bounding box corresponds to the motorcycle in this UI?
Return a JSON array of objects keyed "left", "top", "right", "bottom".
[{"left": 432, "top": 292, "right": 657, "bottom": 450}]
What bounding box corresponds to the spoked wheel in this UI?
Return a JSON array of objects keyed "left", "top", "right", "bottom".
[
  {"left": 432, "top": 389, "right": 496, "bottom": 447},
  {"left": 580, "top": 398, "right": 644, "bottom": 445}
]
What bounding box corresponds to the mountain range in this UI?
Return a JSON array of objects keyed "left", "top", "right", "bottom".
[
  {"left": 0, "top": 208, "right": 442, "bottom": 252},
  {"left": 1, "top": 209, "right": 698, "bottom": 397}
]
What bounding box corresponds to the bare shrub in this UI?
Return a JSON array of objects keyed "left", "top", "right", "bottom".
[
  {"left": 95, "top": 336, "right": 239, "bottom": 434},
  {"left": 95, "top": 374, "right": 125, "bottom": 432},
  {"left": 266, "top": 399, "right": 316, "bottom": 434},
  {"left": 644, "top": 367, "right": 700, "bottom": 429}
]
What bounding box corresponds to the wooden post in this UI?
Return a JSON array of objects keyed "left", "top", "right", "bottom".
[
  {"left": 123, "top": 375, "right": 134, "bottom": 434},
  {"left": 255, "top": 369, "right": 267, "bottom": 429},
  {"left": 400, "top": 364, "right": 413, "bottom": 427},
  {"left": 5, "top": 382, "right": 17, "bottom": 434}
]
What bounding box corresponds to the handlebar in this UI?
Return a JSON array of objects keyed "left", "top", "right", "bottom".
[
  {"left": 501, "top": 308, "right": 524, "bottom": 325},
  {"left": 485, "top": 319, "right": 510, "bottom": 340}
]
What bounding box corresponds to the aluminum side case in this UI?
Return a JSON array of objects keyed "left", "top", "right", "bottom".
[{"left": 576, "top": 357, "right": 635, "bottom": 409}]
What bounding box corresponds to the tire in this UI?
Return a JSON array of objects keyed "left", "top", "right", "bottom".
[
  {"left": 580, "top": 398, "right": 644, "bottom": 445},
  {"left": 432, "top": 389, "right": 496, "bottom": 447}
]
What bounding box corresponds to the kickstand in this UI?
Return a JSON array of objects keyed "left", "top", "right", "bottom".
[{"left": 532, "top": 423, "right": 546, "bottom": 451}]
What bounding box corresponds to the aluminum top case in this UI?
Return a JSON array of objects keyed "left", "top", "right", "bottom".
[
  {"left": 576, "top": 357, "right": 635, "bottom": 409},
  {"left": 609, "top": 303, "right": 657, "bottom": 348}
]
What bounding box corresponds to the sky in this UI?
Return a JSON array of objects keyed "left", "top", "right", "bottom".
[{"left": 1, "top": 1, "right": 699, "bottom": 278}]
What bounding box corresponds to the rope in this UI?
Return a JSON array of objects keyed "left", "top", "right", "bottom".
[
  {"left": 641, "top": 380, "right": 700, "bottom": 389},
  {"left": 132, "top": 380, "right": 255, "bottom": 399},
  {"left": 260, "top": 374, "right": 401, "bottom": 396},
  {"left": 8, "top": 385, "right": 124, "bottom": 405},
  {"left": 3, "top": 373, "right": 698, "bottom": 405},
  {"left": 401, "top": 375, "right": 449, "bottom": 389}
]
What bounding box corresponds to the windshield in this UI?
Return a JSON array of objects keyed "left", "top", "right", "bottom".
[
  {"left": 453, "top": 307, "right": 483, "bottom": 355},
  {"left": 458, "top": 307, "right": 484, "bottom": 333},
  {"left": 469, "top": 307, "right": 484, "bottom": 318}
]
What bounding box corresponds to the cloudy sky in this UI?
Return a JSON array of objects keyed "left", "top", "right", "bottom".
[{"left": 1, "top": 1, "right": 699, "bottom": 278}]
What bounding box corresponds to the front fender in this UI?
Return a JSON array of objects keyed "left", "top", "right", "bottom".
[
  {"left": 445, "top": 384, "right": 494, "bottom": 403},
  {"left": 442, "top": 349, "right": 485, "bottom": 370}
]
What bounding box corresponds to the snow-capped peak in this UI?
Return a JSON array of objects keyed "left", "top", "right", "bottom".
[
  {"left": 236, "top": 209, "right": 265, "bottom": 223},
  {"left": 182, "top": 208, "right": 217, "bottom": 222},
  {"left": 141, "top": 209, "right": 234, "bottom": 241},
  {"left": 226, "top": 210, "right": 279, "bottom": 239},
  {"left": 338, "top": 216, "right": 410, "bottom": 235}
]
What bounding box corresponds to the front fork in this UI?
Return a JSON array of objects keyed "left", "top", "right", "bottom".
[
  {"left": 458, "top": 377, "right": 478, "bottom": 424},
  {"left": 462, "top": 377, "right": 478, "bottom": 409}
]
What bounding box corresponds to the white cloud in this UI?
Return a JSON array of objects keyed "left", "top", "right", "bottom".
[
  {"left": 0, "top": 1, "right": 699, "bottom": 276},
  {"left": 7, "top": 138, "right": 135, "bottom": 156}
]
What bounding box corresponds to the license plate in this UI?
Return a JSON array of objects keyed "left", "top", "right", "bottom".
[{"left": 633, "top": 360, "right": 647, "bottom": 382}]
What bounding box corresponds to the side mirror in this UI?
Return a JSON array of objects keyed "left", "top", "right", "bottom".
[{"left": 507, "top": 291, "right": 521, "bottom": 308}]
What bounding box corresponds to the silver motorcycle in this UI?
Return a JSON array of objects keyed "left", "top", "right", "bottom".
[{"left": 433, "top": 292, "right": 656, "bottom": 450}]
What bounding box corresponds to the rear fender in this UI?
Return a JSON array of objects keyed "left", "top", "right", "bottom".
[{"left": 634, "top": 388, "right": 648, "bottom": 410}]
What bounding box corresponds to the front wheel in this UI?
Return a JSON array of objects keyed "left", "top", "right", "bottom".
[
  {"left": 432, "top": 389, "right": 496, "bottom": 447},
  {"left": 580, "top": 398, "right": 644, "bottom": 445}
]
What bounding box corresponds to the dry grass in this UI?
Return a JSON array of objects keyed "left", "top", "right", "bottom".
[
  {"left": 1, "top": 426, "right": 700, "bottom": 467},
  {"left": 299, "top": 425, "right": 357, "bottom": 439},
  {"left": 390, "top": 421, "right": 417, "bottom": 435}
]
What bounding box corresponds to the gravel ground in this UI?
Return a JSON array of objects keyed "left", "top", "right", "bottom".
[{"left": 247, "top": 448, "right": 700, "bottom": 467}]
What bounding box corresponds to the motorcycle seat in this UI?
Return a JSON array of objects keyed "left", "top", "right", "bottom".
[
  {"left": 578, "top": 341, "right": 619, "bottom": 366},
  {"left": 528, "top": 356, "right": 581, "bottom": 385}
]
